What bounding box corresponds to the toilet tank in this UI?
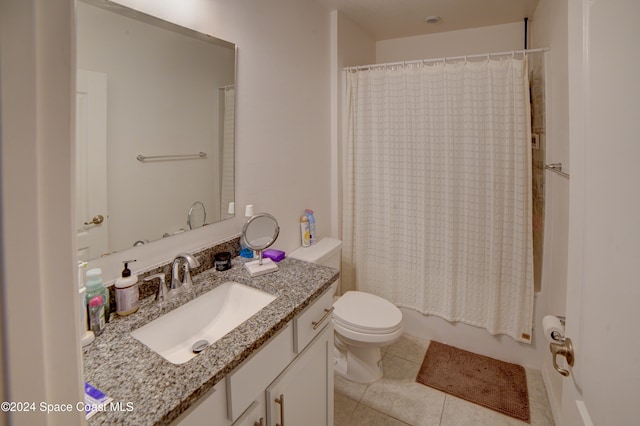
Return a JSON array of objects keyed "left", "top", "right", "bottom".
[{"left": 289, "top": 238, "right": 342, "bottom": 294}]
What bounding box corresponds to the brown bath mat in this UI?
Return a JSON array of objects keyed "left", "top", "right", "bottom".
[{"left": 416, "top": 341, "right": 530, "bottom": 423}]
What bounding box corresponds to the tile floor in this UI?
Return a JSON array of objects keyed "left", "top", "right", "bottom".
[{"left": 334, "top": 335, "right": 555, "bottom": 426}]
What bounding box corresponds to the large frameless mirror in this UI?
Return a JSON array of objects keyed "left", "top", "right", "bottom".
[{"left": 76, "top": 0, "right": 236, "bottom": 261}]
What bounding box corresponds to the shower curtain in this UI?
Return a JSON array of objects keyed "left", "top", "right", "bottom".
[{"left": 342, "top": 56, "right": 534, "bottom": 343}]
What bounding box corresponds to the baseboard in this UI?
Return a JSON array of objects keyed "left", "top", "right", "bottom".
[{"left": 542, "top": 360, "right": 562, "bottom": 425}]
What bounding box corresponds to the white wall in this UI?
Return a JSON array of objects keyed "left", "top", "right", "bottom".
[
  {"left": 0, "top": 1, "right": 84, "bottom": 424},
  {"left": 88, "top": 0, "right": 333, "bottom": 283},
  {"left": 530, "top": 0, "right": 570, "bottom": 421},
  {"left": 376, "top": 22, "right": 525, "bottom": 63}
]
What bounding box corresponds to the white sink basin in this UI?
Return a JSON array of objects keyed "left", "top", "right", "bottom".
[{"left": 131, "top": 281, "right": 276, "bottom": 364}]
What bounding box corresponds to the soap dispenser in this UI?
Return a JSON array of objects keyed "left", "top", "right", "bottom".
[
  {"left": 85, "top": 268, "right": 109, "bottom": 323},
  {"left": 115, "top": 259, "right": 139, "bottom": 316}
]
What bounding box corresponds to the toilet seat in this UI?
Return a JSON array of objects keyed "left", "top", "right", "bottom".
[{"left": 333, "top": 291, "right": 403, "bottom": 335}]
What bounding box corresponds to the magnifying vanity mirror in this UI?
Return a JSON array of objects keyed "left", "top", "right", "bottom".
[
  {"left": 242, "top": 213, "right": 280, "bottom": 277},
  {"left": 188, "top": 202, "right": 207, "bottom": 230},
  {"left": 75, "top": 0, "right": 236, "bottom": 261}
]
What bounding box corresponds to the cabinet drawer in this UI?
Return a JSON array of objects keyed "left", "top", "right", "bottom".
[
  {"left": 226, "top": 323, "right": 294, "bottom": 422},
  {"left": 174, "top": 379, "right": 229, "bottom": 426},
  {"left": 294, "top": 286, "right": 334, "bottom": 353}
]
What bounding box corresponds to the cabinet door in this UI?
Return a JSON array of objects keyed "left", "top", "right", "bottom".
[
  {"left": 266, "top": 324, "right": 333, "bottom": 426},
  {"left": 232, "top": 398, "right": 266, "bottom": 426}
]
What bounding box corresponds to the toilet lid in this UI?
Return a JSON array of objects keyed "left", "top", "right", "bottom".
[{"left": 333, "top": 291, "right": 402, "bottom": 334}]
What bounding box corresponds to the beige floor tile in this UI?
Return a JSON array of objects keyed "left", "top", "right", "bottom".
[
  {"left": 386, "top": 334, "right": 430, "bottom": 365},
  {"left": 334, "top": 373, "right": 369, "bottom": 402},
  {"left": 525, "top": 368, "right": 555, "bottom": 426},
  {"left": 440, "top": 395, "right": 530, "bottom": 426},
  {"left": 361, "top": 354, "right": 445, "bottom": 426},
  {"left": 334, "top": 392, "right": 359, "bottom": 425},
  {"left": 333, "top": 335, "right": 554, "bottom": 426},
  {"left": 347, "top": 404, "right": 411, "bottom": 426}
]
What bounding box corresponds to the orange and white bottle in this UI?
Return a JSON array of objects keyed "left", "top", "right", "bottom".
[{"left": 300, "top": 215, "right": 311, "bottom": 247}]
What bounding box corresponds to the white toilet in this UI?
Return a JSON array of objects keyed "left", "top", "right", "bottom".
[{"left": 289, "top": 238, "right": 403, "bottom": 383}]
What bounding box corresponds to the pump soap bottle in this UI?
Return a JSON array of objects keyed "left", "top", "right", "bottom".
[
  {"left": 85, "top": 268, "right": 109, "bottom": 325},
  {"left": 115, "top": 259, "right": 139, "bottom": 316}
]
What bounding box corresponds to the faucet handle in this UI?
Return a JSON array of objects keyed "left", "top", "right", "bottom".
[{"left": 144, "top": 273, "right": 170, "bottom": 302}]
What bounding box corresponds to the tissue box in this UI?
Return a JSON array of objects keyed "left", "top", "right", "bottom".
[{"left": 262, "top": 249, "right": 285, "bottom": 262}]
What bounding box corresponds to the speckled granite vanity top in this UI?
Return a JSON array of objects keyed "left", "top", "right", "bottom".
[{"left": 83, "top": 257, "right": 338, "bottom": 425}]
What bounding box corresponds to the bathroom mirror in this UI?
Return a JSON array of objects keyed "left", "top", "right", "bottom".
[
  {"left": 242, "top": 213, "right": 280, "bottom": 265},
  {"left": 75, "top": 0, "right": 236, "bottom": 261}
]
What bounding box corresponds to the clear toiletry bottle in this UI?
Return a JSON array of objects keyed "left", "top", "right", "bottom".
[
  {"left": 86, "top": 268, "right": 109, "bottom": 323},
  {"left": 305, "top": 209, "right": 316, "bottom": 245},
  {"left": 88, "top": 295, "right": 106, "bottom": 336},
  {"left": 115, "top": 259, "right": 139, "bottom": 316},
  {"left": 300, "top": 215, "right": 311, "bottom": 247},
  {"left": 240, "top": 236, "right": 254, "bottom": 259},
  {"left": 78, "top": 261, "right": 95, "bottom": 346}
]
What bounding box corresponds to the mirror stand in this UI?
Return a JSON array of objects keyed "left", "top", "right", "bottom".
[
  {"left": 241, "top": 213, "right": 280, "bottom": 277},
  {"left": 244, "top": 257, "right": 278, "bottom": 277}
]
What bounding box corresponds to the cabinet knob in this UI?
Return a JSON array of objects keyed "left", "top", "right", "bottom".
[{"left": 254, "top": 418, "right": 264, "bottom": 426}]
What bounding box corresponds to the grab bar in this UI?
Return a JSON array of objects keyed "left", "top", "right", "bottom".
[
  {"left": 137, "top": 152, "right": 207, "bottom": 162},
  {"left": 545, "top": 163, "right": 570, "bottom": 179}
]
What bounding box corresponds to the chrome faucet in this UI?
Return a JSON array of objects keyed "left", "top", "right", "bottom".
[
  {"left": 144, "top": 273, "right": 171, "bottom": 303},
  {"left": 171, "top": 253, "right": 200, "bottom": 290}
]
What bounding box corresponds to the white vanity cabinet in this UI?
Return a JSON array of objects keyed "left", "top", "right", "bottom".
[
  {"left": 172, "top": 285, "right": 334, "bottom": 426},
  {"left": 266, "top": 323, "right": 333, "bottom": 426},
  {"left": 174, "top": 379, "right": 230, "bottom": 426}
]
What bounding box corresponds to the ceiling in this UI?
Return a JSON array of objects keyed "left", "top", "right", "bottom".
[{"left": 314, "top": 0, "right": 540, "bottom": 41}]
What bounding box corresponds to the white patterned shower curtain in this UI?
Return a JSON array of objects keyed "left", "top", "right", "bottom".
[{"left": 342, "top": 56, "right": 534, "bottom": 343}]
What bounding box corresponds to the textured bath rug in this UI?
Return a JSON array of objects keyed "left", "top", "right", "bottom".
[{"left": 416, "top": 340, "right": 530, "bottom": 423}]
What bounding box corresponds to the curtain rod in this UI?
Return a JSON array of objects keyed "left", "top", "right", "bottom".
[{"left": 343, "top": 47, "right": 549, "bottom": 72}]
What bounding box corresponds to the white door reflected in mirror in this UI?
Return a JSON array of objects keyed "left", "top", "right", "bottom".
[{"left": 76, "top": 69, "right": 109, "bottom": 261}]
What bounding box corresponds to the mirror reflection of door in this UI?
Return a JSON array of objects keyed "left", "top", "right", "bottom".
[{"left": 76, "top": 69, "right": 109, "bottom": 261}]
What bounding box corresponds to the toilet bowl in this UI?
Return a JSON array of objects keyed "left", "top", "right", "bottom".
[
  {"left": 332, "top": 290, "right": 403, "bottom": 382},
  {"left": 289, "top": 238, "right": 404, "bottom": 383}
]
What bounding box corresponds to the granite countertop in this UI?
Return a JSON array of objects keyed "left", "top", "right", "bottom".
[{"left": 83, "top": 257, "right": 338, "bottom": 425}]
